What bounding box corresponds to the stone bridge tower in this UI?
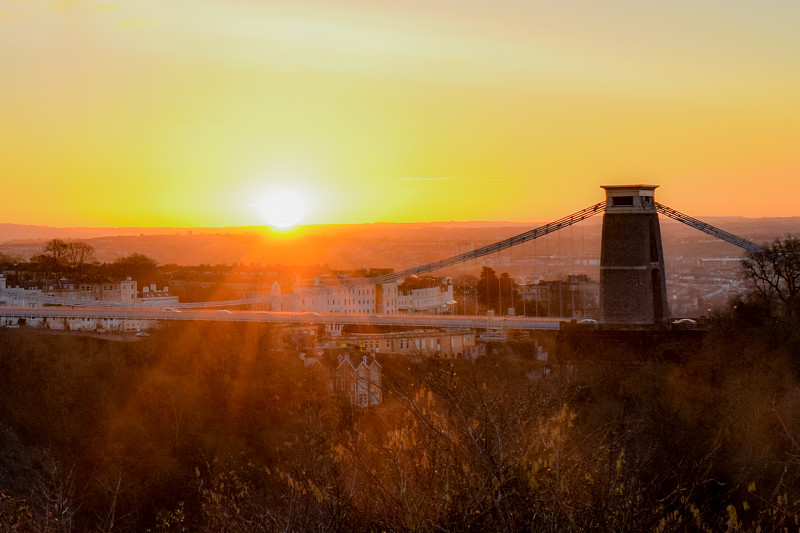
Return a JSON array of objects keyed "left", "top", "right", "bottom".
[{"left": 600, "top": 185, "right": 668, "bottom": 325}]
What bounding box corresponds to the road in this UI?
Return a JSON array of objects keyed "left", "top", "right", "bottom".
[{"left": 0, "top": 307, "right": 567, "bottom": 331}]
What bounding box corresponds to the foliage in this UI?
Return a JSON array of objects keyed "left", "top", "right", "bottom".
[
  {"left": 2, "top": 313, "right": 800, "bottom": 531},
  {"left": 477, "top": 267, "right": 519, "bottom": 315},
  {"left": 0, "top": 253, "right": 17, "bottom": 269},
  {"left": 452, "top": 274, "right": 479, "bottom": 315},
  {"left": 107, "top": 253, "right": 159, "bottom": 286}
]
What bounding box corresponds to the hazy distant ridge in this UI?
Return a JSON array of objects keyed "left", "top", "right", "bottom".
[{"left": 1, "top": 218, "right": 797, "bottom": 268}]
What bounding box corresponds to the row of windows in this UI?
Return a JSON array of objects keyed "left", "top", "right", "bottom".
[
  {"left": 320, "top": 288, "right": 374, "bottom": 296},
  {"left": 80, "top": 285, "right": 124, "bottom": 292},
  {"left": 354, "top": 338, "right": 443, "bottom": 351},
  {"left": 359, "top": 340, "right": 393, "bottom": 350},
  {"left": 327, "top": 299, "right": 375, "bottom": 305}
]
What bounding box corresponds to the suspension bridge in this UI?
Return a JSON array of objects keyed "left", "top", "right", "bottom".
[{"left": 0, "top": 185, "right": 762, "bottom": 330}]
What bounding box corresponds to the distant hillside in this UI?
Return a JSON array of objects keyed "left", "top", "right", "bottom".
[
  {"left": 0, "top": 223, "right": 200, "bottom": 242},
  {"left": 0, "top": 222, "right": 549, "bottom": 267},
  {"left": 0, "top": 221, "right": 536, "bottom": 243},
  {"left": 0, "top": 218, "right": 798, "bottom": 268}
]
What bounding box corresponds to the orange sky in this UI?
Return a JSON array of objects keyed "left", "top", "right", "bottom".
[{"left": 1, "top": 0, "right": 799, "bottom": 228}]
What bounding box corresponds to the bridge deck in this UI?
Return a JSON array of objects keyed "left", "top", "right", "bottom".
[{"left": 0, "top": 307, "right": 566, "bottom": 331}]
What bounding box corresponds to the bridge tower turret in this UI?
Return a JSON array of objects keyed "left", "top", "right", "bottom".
[{"left": 600, "top": 185, "right": 668, "bottom": 325}]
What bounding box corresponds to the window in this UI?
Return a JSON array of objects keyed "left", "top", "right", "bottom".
[{"left": 612, "top": 196, "right": 634, "bottom": 206}]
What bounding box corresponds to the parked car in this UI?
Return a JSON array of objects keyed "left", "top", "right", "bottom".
[
  {"left": 672, "top": 318, "right": 697, "bottom": 327},
  {"left": 135, "top": 331, "right": 150, "bottom": 337}
]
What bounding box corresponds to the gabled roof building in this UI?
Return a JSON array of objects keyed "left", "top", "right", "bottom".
[{"left": 335, "top": 353, "right": 382, "bottom": 407}]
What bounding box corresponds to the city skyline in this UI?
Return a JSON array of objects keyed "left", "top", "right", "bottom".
[{"left": 2, "top": 0, "right": 799, "bottom": 228}]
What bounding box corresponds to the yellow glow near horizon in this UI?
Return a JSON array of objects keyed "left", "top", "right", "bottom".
[{"left": 1, "top": 0, "right": 799, "bottom": 227}]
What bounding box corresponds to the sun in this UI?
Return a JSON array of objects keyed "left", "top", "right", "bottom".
[{"left": 258, "top": 188, "right": 309, "bottom": 229}]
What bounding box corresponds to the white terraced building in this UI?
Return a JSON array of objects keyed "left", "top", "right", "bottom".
[{"left": 284, "top": 275, "right": 454, "bottom": 316}]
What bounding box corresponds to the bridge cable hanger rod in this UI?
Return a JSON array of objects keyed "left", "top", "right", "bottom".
[
  {"left": 655, "top": 203, "right": 764, "bottom": 254},
  {"left": 363, "top": 201, "right": 608, "bottom": 286},
  {"left": 129, "top": 201, "right": 608, "bottom": 307},
  {"left": 0, "top": 200, "right": 766, "bottom": 310}
]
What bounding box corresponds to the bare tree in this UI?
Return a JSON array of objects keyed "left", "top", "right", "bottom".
[
  {"left": 743, "top": 237, "right": 800, "bottom": 318},
  {"left": 64, "top": 242, "right": 94, "bottom": 272},
  {"left": 34, "top": 454, "right": 80, "bottom": 533},
  {"left": 31, "top": 240, "right": 95, "bottom": 277},
  {"left": 44, "top": 239, "right": 70, "bottom": 266},
  {"left": 32, "top": 239, "right": 70, "bottom": 274}
]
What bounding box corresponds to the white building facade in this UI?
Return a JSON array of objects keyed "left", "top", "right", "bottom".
[{"left": 283, "top": 275, "right": 454, "bottom": 316}]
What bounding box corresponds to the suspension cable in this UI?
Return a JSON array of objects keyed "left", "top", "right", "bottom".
[
  {"left": 655, "top": 203, "right": 763, "bottom": 253},
  {"left": 364, "top": 201, "right": 608, "bottom": 286},
  {"left": 5, "top": 199, "right": 770, "bottom": 311}
]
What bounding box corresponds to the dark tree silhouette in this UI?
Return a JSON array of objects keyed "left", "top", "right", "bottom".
[
  {"left": 110, "top": 253, "right": 158, "bottom": 285},
  {"left": 743, "top": 236, "right": 800, "bottom": 318},
  {"left": 64, "top": 241, "right": 94, "bottom": 272},
  {"left": 477, "top": 267, "right": 518, "bottom": 314},
  {"left": 30, "top": 239, "right": 95, "bottom": 277}
]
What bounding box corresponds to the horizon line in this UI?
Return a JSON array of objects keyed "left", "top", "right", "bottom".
[{"left": 0, "top": 213, "right": 790, "bottom": 232}]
